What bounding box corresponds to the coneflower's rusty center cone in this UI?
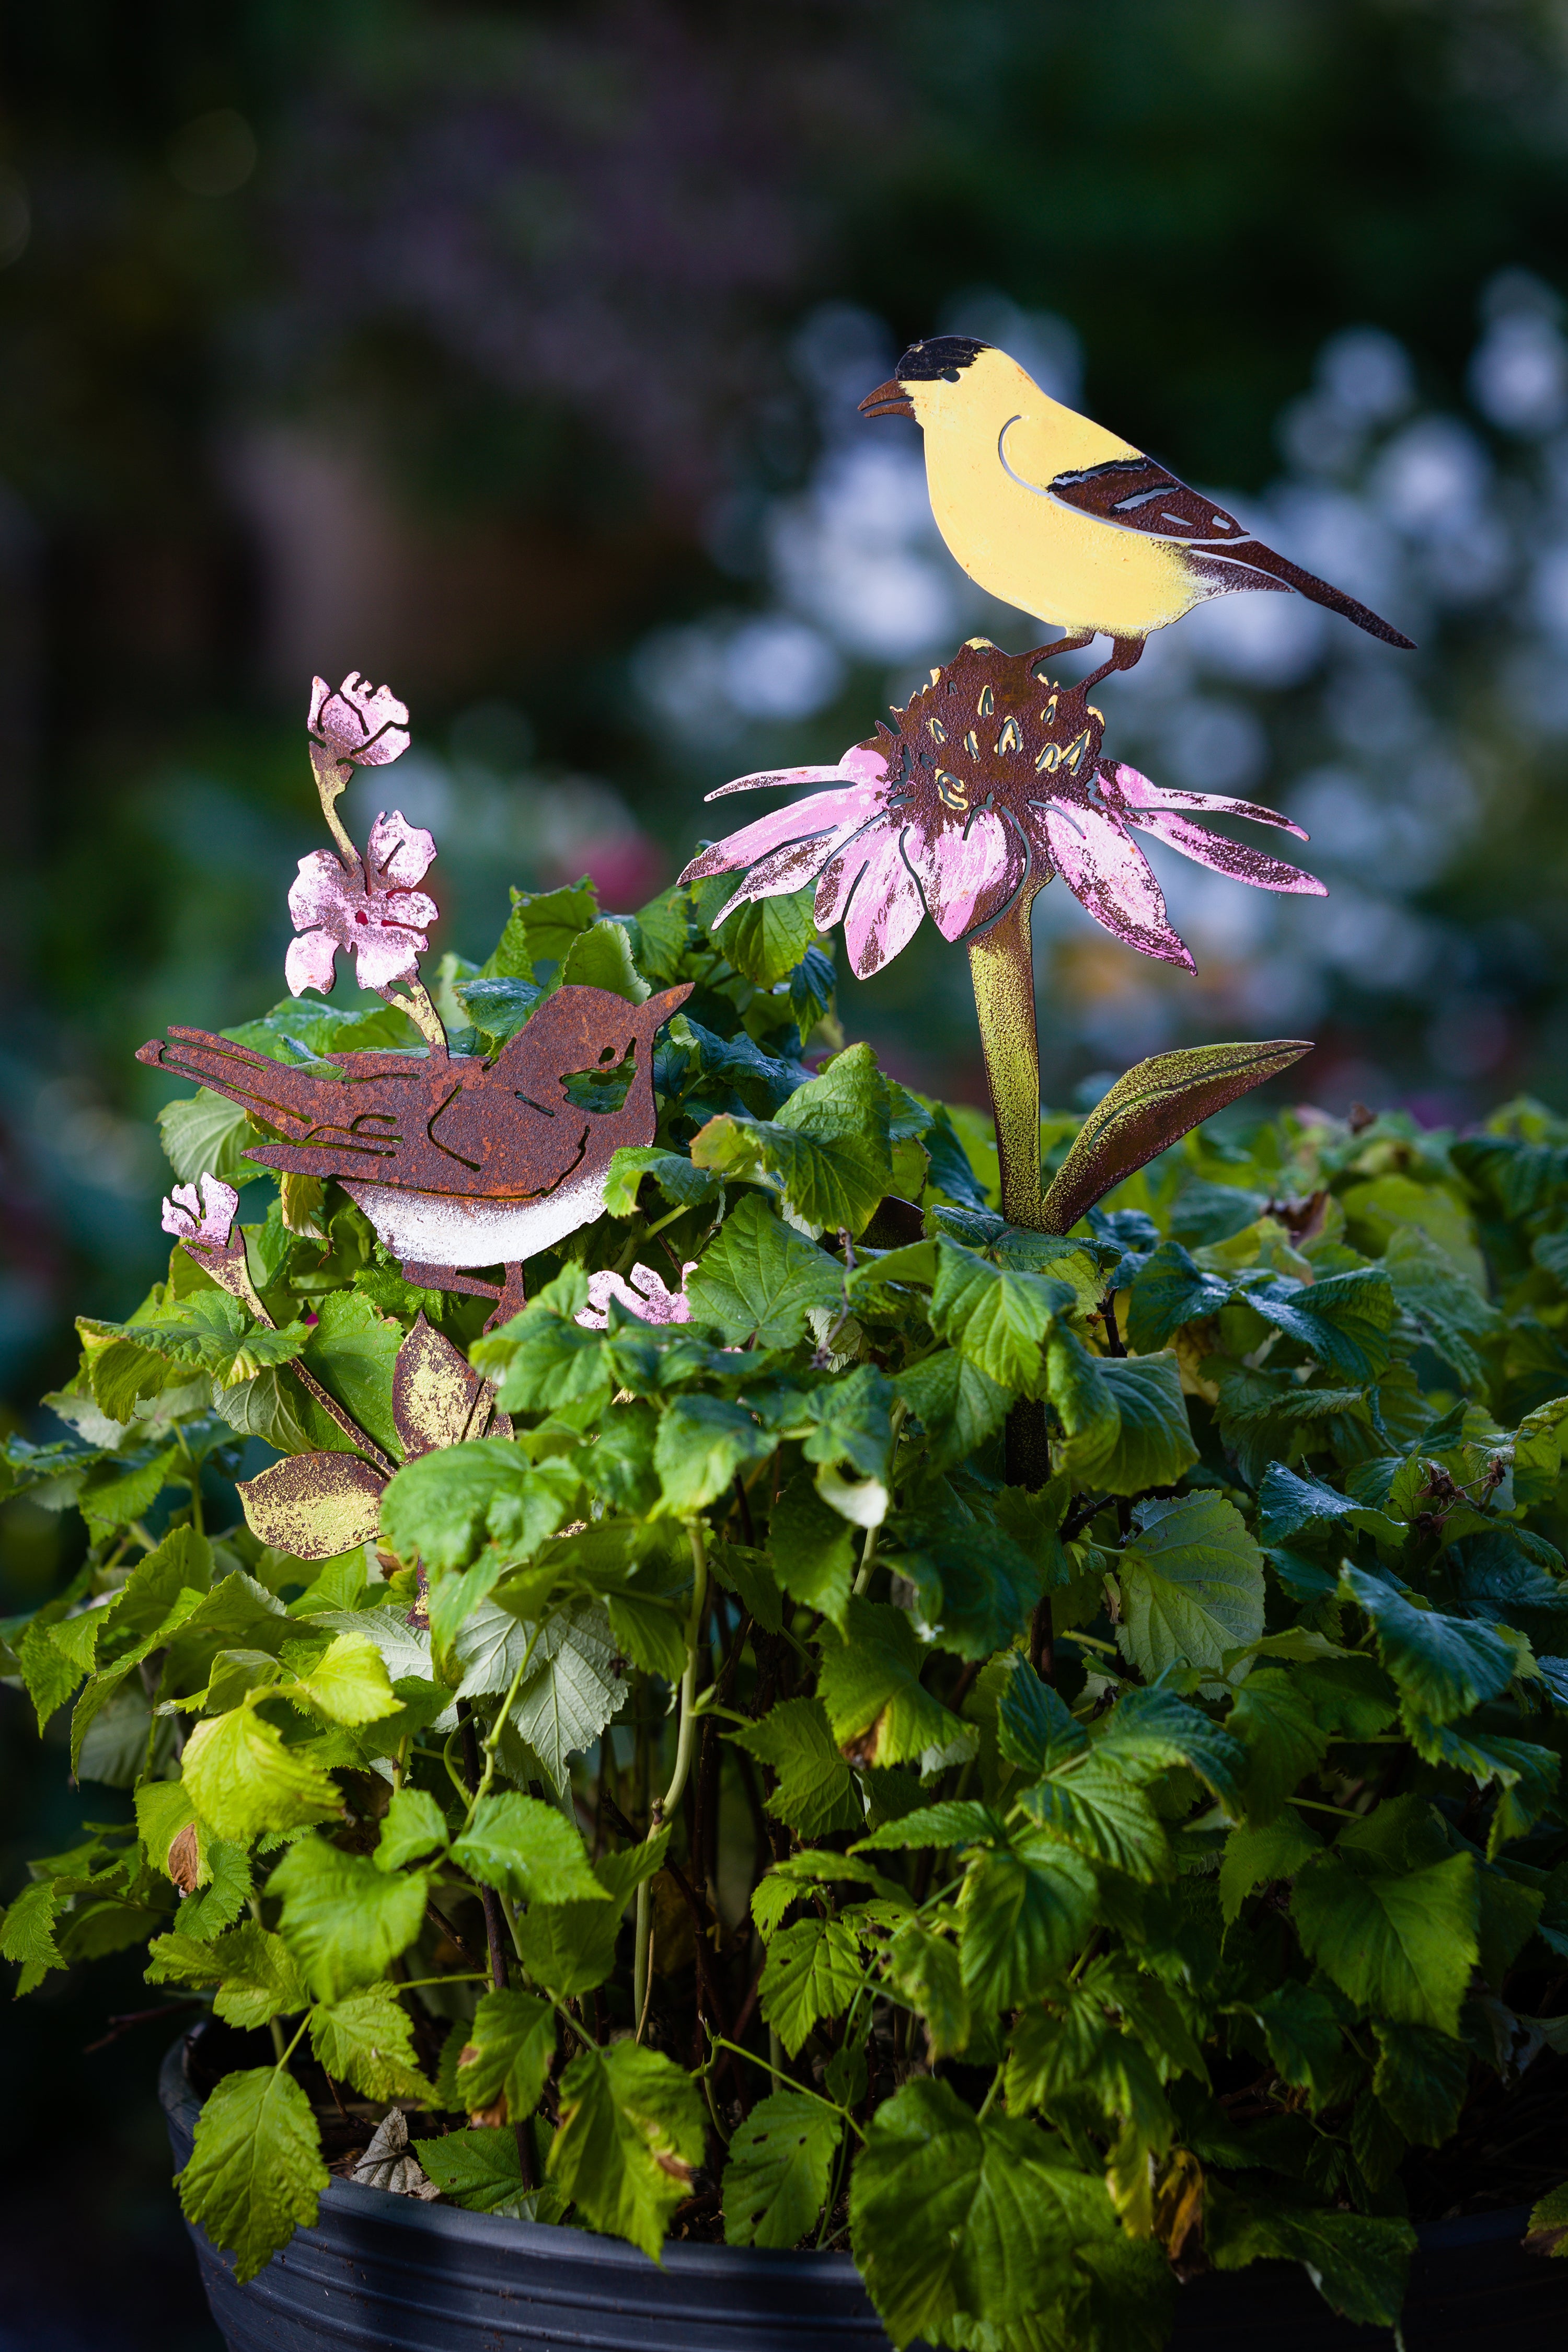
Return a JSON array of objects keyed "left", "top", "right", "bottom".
[{"left": 864, "top": 637, "right": 1106, "bottom": 825}]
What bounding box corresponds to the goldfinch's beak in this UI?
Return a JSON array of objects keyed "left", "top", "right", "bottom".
[{"left": 858, "top": 378, "right": 915, "bottom": 420}]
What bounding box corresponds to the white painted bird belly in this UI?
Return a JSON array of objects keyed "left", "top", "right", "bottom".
[{"left": 342, "top": 1166, "right": 610, "bottom": 1266}]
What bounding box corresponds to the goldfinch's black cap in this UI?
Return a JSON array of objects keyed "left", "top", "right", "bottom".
[{"left": 896, "top": 337, "right": 990, "bottom": 382}]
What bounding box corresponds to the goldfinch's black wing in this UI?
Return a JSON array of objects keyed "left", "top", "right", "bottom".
[
  {"left": 1047, "top": 456, "right": 1252, "bottom": 547},
  {"left": 1046, "top": 456, "right": 1415, "bottom": 648}
]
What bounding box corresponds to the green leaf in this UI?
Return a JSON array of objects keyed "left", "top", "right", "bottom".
[
  {"left": 548, "top": 2039, "right": 708, "bottom": 2261},
  {"left": 723, "top": 2088, "right": 840, "bottom": 2248},
  {"left": 1250, "top": 1981, "right": 1345, "bottom": 2111},
  {"left": 413, "top": 2124, "right": 531, "bottom": 2213},
  {"left": 884, "top": 1919, "right": 971, "bottom": 2059},
  {"left": 1125, "top": 1242, "right": 1233, "bottom": 1352},
  {"left": 654, "top": 1394, "right": 775, "bottom": 1515},
  {"left": 849, "top": 2076, "right": 1114, "bottom": 2348},
  {"left": 1061, "top": 1352, "right": 1197, "bottom": 1495},
  {"left": 958, "top": 1842, "right": 1099, "bottom": 2008},
  {"left": 760, "top": 1915, "right": 863, "bottom": 2056},
  {"left": 1218, "top": 1810, "right": 1321, "bottom": 1924},
  {"left": 686, "top": 1194, "right": 841, "bottom": 1346},
  {"left": 180, "top": 1704, "right": 341, "bottom": 1842},
  {"left": 1206, "top": 2185, "right": 1414, "bottom": 2329},
  {"left": 1094, "top": 1684, "right": 1247, "bottom": 1811},
  {"left": 603, "top": 1590, "right": 687, "bottom": 1683},
  {"left": 177, "top": 2064, "right": 327, "bottom": 2286},
  {"left": 1246, "top": 1268, "right": 1397, "bottom": 1384},
  {"left": 1527, "top": 2180, "right": 1568, "bottom": 2256},
  {"left": 559, "top": 916, "right": 649, "bottom": 1002},
  {"left": 158, "top": 1088, "right": 255, "bottom": 1184},
  {"left": 892, "top": 1349, "right": 1008, "bottom": 1475},
  {"left": 310, "top": 1985, "right": 435, "bottom": 2103},
  {"left": 1019, "top": 1763, "right": 1172, "bottom": 1882},
  {"left": 730, "top": 1697, "right": 862, "bottom": 1840},
  {"left": 766, "top": 1477, "right": 851, "bottom": 1628},
  {"left": 929, "top": 1239, "right": 1068, "bottom": 1394},
  {"left": 1227, "top": 1667, "right": 1331, "bottom": 1823},
  {"left": 512, "top": 1829, "right": 670, "bottom": 1999},
  {"left": 1292, "top": 1839, "right": 1478, "bottom": 2036},
  {"left": 482, "top": 876, "right": 599, "bottom": 977},
  {"left": 301, "top": 1289, "right": 403, "bottom": 1460},
  {"left": 381, "top": 1440, "right": 578, "bottom": 1574},
  {"left": 1341, "top": 1568, "right": 1529, "bottom": 1727},
  {"left": 0, "top": 1878, "right": 66, "bottom": 1995},
  {"left": 1371, "top": 2021, "right": 1470, "bottom": 2147},
  {"left": 454, "top": 1986, "right": 556, "bottom": 2122},
  {"left": 892, "top": 1518, "right": 1043, "bottom": 1663},
  {"left": 17, "top": 1613, "right": 97, "bottom": 1733},
  {"left": 854, "top": 1799, "right": 1006, "bottom": 1852},
  {"left": 719, "top": 885, "right": 822, "bottom": 988},
  {"left": 284, "top": 1632, "right": 398, "bottom": 1726},
  {"left": 450, "top": 1793, "right": 607, "bottom": 1907},
  {"left": 816, "top": 1598, "right": 971, "bottom": 1770},
  {"left": 1039, "top": 1042, "right": 1311, "bottom": 1236},
  {"left": 1116, "top": 1494, "right": 1265, "bottom": 1682},
  {"left": 507, "top": 1598, "right": 631, "bottom": 1793},
  {"left": 376, "top": 1786, "right": 449, "bottom": 1873},
  {"left": 210, "top": 1923, "right": 309, "bottom": 2028},
  {"left": 995, "top": 1652, "right": 1088, "bottom": 1779},
  {"left": 266, "top": 1836, "right": 429, "bottom": 2000},
  {"left": 602, "top": 1145, "right": 722, "bottom": 1221}
]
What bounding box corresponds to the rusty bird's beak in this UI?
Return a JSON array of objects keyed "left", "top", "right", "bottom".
[{"left": 858, "top": 378, "right": 915, "bottom": 420}]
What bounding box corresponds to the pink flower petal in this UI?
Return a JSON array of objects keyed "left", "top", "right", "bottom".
[
  {"left": 578, "top": 1262, "right": 696, "bottom": 1328},
  {"left": 705, "top": 762, "right": 865, "bottom": 804},
  {"left": 814, "top": 829, "right": 883, "bottom": 930},
  {"left": 352, "top": 924, "right": 426, "bottom": 991},
  {"left": 287, "top": 848, "right": 359, "bottom": 933},
  {"left": 164, "top": 1171, "right": 241, "bottom": 1250},
  {"left": 1126, "top": 810, "right": 1327, "bottom": 895},
  {"left": 310, "top": 671, "right": 411, "bottom": 767},
  {"left": 286, "top": 929, "right": 340, "bottom": 995},
  {"left": 710, "top": 813, "right": 881, "bottom": 925},
  {"left": 679, "top": 784, "right": 883, "bottom": 883},
  {"left": 1040, "top": 800, "right": 1196, "bottom": 972},
  {"left": 367, "top": 809, "right": 437, "bottom": 887},
  {"left": 843, "top": 829, "right": 925, "bottom": 978},
  {"left": 1102, "top": 762, "right": 1308, "bottom": 842},
  {"left": 902, "top": 808, "right": 1029, "bottom": 942}
]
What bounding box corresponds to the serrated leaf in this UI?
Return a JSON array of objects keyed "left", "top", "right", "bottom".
[
  {"left": 723, "top": 2088, "right": 839, "bottom": 2247},
  {"left": 454, "top": 1986, "right": 556, "bottom": 2122},
  {"left": 310, "top": 1985, "right": 435, "bottom": 2103},
  {"left": 284, "top": 1631, "right": 398, "bottom": 1726},
  {"left": 685, "top": 1194, "right": 841, "bottom": 1346},
  {"left": 508, "top": 1598, "right": 630, "bottom": 1794},
  {"left": 266, "top": 1836, "right": 429, "bottom": 2000},
  {"left": 180, "top": 1704, "right": 341, "bottom": 1843},
  {"left": 816, "top": 1598, "right": 970, "bottom": 1770},
  {"left": 376, "top": 1785, "right": 449, "bottom": 1873},
  {"left": 995, "top": 1652, "right": 1088, "bottom": 1779},
  {"left": 1218, "top": 1809, "right": 1321, "bottom": 1924},
  {"left": 958, "top": 1843, "right": 1099, "bottom": 2008},
  {"left": 450, "top": 1793, "right": 606, "bottom": 1907},
  {"left": 158, "top": 1089, "right": 255, "bottom": 1185},
  {"left": 1061, "top": 1352, "right": 1197, "bottom": 1495},
  {"left": 655, "top": 1393, "right": 775, "bottom": 1515},
  {"left": 884, "top": 1920, "right": 971, "bottom": 2059},
  {"left": 381, "top": 1440, "right": 578, "bottom": 1575},
  {"left": 849, "top": 2076, "right": 1114, "bottom": 2348},
  {"left": 548, "top": 2039, "right": 707, "bottom": 2261},
  {"left": 1292, "top": 1841, "right": 1478, "bottom": 2036},
  {"left": 893, "top": 1349, "right": 1009, "bottom": 1475},
  {"left": 1341, "top": 1568, "right": 1529, "bottom": 1727},
  {"left": 177, "top": 2065, "right": 327, "bottom": 2286},
  {"left": 1206, "top": 2184, "right": 1414, "bottom": 2329},
  {"left": 760, "top": 1914, "right": 862, "bottom": 2056},
  {"left": 1116, "top": 1494, "right": 1265, "bottom": 1682},
  {"left": 730, "top": 1697, "right": 862, "bottom": 1840}
]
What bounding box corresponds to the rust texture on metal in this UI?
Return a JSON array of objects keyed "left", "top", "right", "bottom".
[{"left": 236, "top": 1310, "right": 510, "bottom": 1560}]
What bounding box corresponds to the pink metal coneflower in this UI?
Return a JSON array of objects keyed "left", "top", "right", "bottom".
[{"left": 681, "top": 639, "right": 1323, "bottom": 978}]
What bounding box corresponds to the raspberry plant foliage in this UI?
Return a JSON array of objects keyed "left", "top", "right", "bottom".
[{"left": 4, "top": 868, "right": 1568, "bottom": 2340}]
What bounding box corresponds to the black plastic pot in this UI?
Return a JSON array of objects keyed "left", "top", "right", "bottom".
[{"left": 162, "top": 2037, "right": 1566, "bottom": 2352}]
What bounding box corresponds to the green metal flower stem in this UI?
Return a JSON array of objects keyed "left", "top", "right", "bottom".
[{"left": 966, "top": 882, "right": 1053, "bottom": 1490}]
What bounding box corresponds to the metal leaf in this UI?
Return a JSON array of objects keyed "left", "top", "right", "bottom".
[{"left": 1039, "top": 1039, "right": 1313, "bottom": 1235}]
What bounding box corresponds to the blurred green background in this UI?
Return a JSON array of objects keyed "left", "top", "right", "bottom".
[{"left": 6, "top": 2, "right": 1568, "bottom": 2341}]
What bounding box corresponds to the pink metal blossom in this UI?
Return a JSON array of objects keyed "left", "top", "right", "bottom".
[
  {"left": 285, "top": 812, "right": 440, "bottom": 996},
  {"left": 681, "top": 744, "right": 1325, "bottom": 980},
  {"left": 308, "top": 673, "right": 412, "bottom": 779},
  {"left": 577, "top": 1261, "right": 697, "bottom": 1329},
  {"left": 161, "top": 1172, "right": 240, "bottom": 1252}
]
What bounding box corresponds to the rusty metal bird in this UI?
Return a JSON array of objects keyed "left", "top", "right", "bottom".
[{"left": 137, "top": 981, "right": 691, "bottom": 1322}]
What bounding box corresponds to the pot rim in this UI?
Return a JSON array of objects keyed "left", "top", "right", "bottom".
[{"left": 158, "top": 2035, "right": 1536, "bottom": 2279}]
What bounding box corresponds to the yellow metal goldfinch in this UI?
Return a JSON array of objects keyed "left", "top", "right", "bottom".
[{"left": 860, "top": 337, "right": 1414, "bottom": 681}]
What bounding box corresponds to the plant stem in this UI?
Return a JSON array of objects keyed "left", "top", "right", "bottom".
[
  {"left": 457, "top": 1703, "right": 512, "bottom": 1996},
  {"left": 966, "top": 884, "right": 1052, "bottom": 1489},
  {"left": 633, "top": 1520, "right": 709, "bottom": 2032}
]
